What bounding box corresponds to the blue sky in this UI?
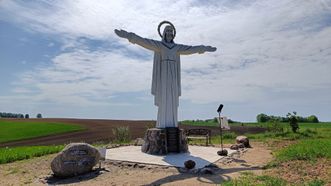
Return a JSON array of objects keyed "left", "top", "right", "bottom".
[{"left": 0, "top": 0, "right": 331, "bottom": 121}]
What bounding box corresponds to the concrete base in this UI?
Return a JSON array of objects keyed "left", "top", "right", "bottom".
[{"left": 106, "top": 145, "right": 236, "bottom": 169}]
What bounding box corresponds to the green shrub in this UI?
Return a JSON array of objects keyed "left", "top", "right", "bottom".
[
  {"left": 287, "top": 112, "right": 299, "bottom": 133},
  {"left": 112, "top": 126, "right": 130, "bottom": 143},
  {"left": 266, "top": 121, "right": 284, "bottom": 133},
  {"left": 257, "top": 113, "right": 269, "bottom": 122},
  {"left": 307, "top": 115, "right": 319, "bottom": 123}
]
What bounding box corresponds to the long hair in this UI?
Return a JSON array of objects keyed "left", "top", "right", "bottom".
[{"left": 162, "top": 25, "right": 175, "bottom": 43}]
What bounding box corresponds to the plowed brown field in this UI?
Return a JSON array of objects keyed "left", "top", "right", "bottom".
[{"left": 0, "top": 118, "right": 266, "bottom": 147}]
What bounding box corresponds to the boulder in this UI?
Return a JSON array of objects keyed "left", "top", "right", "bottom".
[
  {"left": 184, "top": 160, "right": 196, "bottom": 169},
  {"left": 236, "top": 136, "right": 251, "bottom": 148},
  {"left": 51, "top": 143, "right": 101, "bottom": 177}
]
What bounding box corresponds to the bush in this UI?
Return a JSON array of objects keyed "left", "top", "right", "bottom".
[
  {"left": 266, "top": 121, "right": 284, "bottom": 133},
  {"left": 112, "top": 126, "right": 130, "bottom": 143},
  {"left": 287, "top": 112, "right": 299, "bottom": 133},
  {"left": 25, "top": 114, "right": 29, "bottom": 119},
  {"left": 257, "top": 113, "right": 269, "bottom": 122},
  {"left": 307, "top": 115, "right": 319, "bottom": 123}
]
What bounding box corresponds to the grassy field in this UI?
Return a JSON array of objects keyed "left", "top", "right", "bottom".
[
  {"left": 0, "top": 120, "right": 85, "bottom": 143},
  {"left": 275, "top": 139, "right": 331, "bottom": 162},
  {"left": 0, "top": 145, "right": 64, "bottom": 164}
]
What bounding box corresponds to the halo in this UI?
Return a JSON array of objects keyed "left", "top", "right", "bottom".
[{"left": 158, "top": 21, "right": 176, "bottom": 38}]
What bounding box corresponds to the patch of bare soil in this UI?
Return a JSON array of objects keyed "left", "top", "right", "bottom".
[{"left": 0, "top": 142, "right": 273, "bottom": 185}]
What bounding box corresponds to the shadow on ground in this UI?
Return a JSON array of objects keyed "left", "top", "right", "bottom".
[
  {"left": 147, "top": 166, "right": 262, "bottom": 185},
  {"left": 45, "top": 168, "right": 109, "bottom": 185}
]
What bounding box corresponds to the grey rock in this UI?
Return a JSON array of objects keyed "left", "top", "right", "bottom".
[
  {"left": 230, "top": 144, "right": 239, "bottom": 150},
  {"left": 134, "top": 138, "right": 145, "bottom": 146},
  {"left": 51, "top": 143, "right": 100, "bottom": 178},
  {"left": 141, "top": 128, "right": 188, "bottom": 155},
  {"left": 238, "top": 143, "right": 245, "bottom": 148},
  {"left": 236, "top": 136, "right": 251, "bottom": 148}
]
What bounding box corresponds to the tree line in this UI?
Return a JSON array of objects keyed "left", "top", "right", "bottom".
[
  {"left": 0, "top": 112, "right": 43, "bottom": 119},
  {"left": 256, "top": 113, "right": 319, "bottom": 123}
]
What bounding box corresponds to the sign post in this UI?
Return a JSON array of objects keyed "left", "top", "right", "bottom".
[{"left": 217, "top": 104, "right": 228, "bottom": 156}]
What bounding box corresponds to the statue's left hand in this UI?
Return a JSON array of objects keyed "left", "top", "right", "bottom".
[
  {"left": 114, "top": 29, "right": 129, "bottom": 38},
  {"left": 206, "top": 46, "right": 217, "bottom": 52}
]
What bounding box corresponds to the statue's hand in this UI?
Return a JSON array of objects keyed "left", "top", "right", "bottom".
[
  {"left": 114, "top": 29, "right": 129, "bottom": 38},
  {"left": 206, "top": 46, "right": 217, "bottom": 52}
]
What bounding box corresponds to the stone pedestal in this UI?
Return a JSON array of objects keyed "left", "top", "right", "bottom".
[{"left": 141, "top": 128, "right": 188, "bottom": 155}]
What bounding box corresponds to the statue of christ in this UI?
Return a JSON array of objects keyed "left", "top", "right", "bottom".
[{"left": 115, "top": 21, "right": 217, "bottom": 128}]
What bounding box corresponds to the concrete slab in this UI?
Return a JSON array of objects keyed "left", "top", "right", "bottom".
[{"left": 105, "top": 146, "right": 236, "bottom": 169}]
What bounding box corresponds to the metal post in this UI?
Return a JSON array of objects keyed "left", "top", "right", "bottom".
[{"left": 219, "top": 112, "right": 223, "bottom": 151}]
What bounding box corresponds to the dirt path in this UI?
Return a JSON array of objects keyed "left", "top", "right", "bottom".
[
  {"left": 0, "top": 142, "right": 273, "bottom": 185},
  {"left": 0, "top": 118, "right": 266, "bottom": 147}
]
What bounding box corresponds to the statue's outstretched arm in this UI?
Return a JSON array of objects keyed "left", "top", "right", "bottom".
[
  {"left": 114, "top": 29, "right": 161, "bottom": 52},
  {"left": 178, "top": 44, "right": 217, "bottom": 55}
]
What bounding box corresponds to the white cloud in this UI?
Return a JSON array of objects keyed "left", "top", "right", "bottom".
[{"left": 1, "top": 0, "right": 331, "bottom": 120}]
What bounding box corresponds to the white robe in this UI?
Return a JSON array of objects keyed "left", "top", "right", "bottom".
[{"left": 127, "top": 32, "right": 208, "bottom": 128}]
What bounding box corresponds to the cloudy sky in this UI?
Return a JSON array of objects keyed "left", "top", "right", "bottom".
[{"left": 0, "top": 0, "right": 330, "bottom": 121}]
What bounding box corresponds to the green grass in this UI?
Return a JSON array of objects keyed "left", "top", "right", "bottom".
[
  {"left": 222, "top": 172, "right": 287, "bottom": 186},
  {"left": 0, "top": 145, "right": 64, "bottom": 164},
  {"left": 0, "top": 120, "right": 85, "bottom": 143},
  {"left": 275, "top": 139, "right": 331, "bottom": 162},
  {"left": 180, "top": 120, "right": 219, "bottom": 127},
  {"left": 181, "top": 120, "right": 331, "bottom": 128}
]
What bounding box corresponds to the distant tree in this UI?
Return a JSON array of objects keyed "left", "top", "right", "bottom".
[
  {"left": 287, "top": 111, "right": 299, "bottom": 133},
  {"left": 25, "top": 114, "right": 29, "bottom": 119},
  {"left": 36, "top": 113, "right": 42, "bottom": 118},
  {"left": 307, "top": 115, "right": 319, "bottom": 123},
  {"left": 257, "top": 113, "right": 269, "bottom": 122}
]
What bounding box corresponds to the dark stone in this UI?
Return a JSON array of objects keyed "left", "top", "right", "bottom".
[
  {"left": 184, "top": 160, "right": 196, "bottom": 169},
  {"left": 142, "top": 128, "right": 188, "bottom": 155},
  {"left": 217, "top": 149, "right": 228, "bottom": 156},
  {"left": 236, "top": 136, "right": 251, "bottom": 148},
  {"left": 238, "top": 143, "right": 245, "bottom": 148},
  {"left": 51, "top": 143, "right": 100, "bottom": 178},
  {"left": 230, "top": 144, "right": 239, "bottom": 150}
]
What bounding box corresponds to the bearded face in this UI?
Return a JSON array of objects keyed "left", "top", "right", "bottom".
[{"left": 163, "top": 26, "right": 174, "bottom": 43}]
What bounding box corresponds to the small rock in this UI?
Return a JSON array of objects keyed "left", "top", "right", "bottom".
[
  {"left": 236, "top": 136, "right": 251, "bottom": 148},
  {"left": 134, "top": 138, "right": 145, "bottom": 146},
  {"left": 217, "top": 149, "right": 228, "bottom": 156},
  {"left": 184, "top": 160, "right": 196, "bottom": 169},
  {"left": 230, "top": 144, "right": 239, "bottom": 150},
  {"left": 200, "top": 167, "right": 214, "bottom": 174},
  {"left": 138, "top": 164, "right": 146, "bottom": 168},
  {"left": 238, "top": 143, "right": 245, "bottom": 148}
]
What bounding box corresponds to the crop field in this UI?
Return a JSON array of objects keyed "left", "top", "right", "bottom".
[{"left": 0, "top": 119, "right": 85, "bottom": 143}]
